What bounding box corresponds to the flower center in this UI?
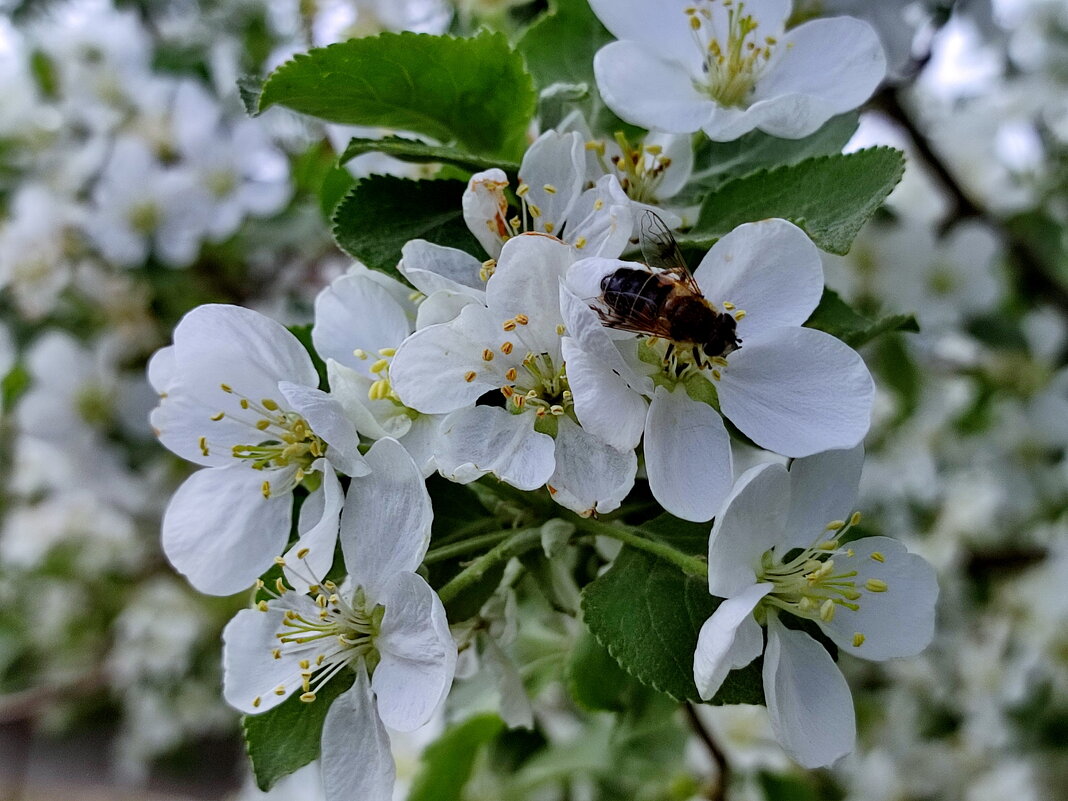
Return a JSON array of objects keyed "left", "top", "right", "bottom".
[
  {"left": 586, "top": 134, "right": 673, "bottom": 205},
  {"left": 686, "top": 1, "right": 778, "bottom": 108},
  {"left": 251, "top": 572, "right": 384, "bottom": 709},
  {"left": 128, "top": 201, "right": 160, "bottom": 234},
  {"left": 208, "top": 384, "right": 327, "bottom": 497},
  {"left": 756, "top": 513, "right": 888, "bottom": 646},
  {"left": 492, "top": 315, "right": 573, "bottom": 420}
]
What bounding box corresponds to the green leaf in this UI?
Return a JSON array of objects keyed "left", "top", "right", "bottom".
[
  {"left": 805, "top": 287, "right": 919, "bottom": 348},
  {"left": 517, "top": 0, "right": 612, "bottom": 90},
  {"left": 338, "top": 136, "right": 519, "bottom": 175},
  {"left": 286, "top": 324, "right": 328, "bottom": 390},
  {"left": 637, "top": 513, "right": 711, "bottom": 557},
  {"left": 566, "top": 628, "right": 633, "bottom": 712},
  {"left": 258, "top": 31, "right": 535, "bottom": 161},
  {"left": 1, "top": 362, "right": 29, "bottom": 412},
  {"left": 331, "top": 176, "right": 482, "bottom": 280},
  {"left": 684, "top": 147, "right": 906, "bottom": 256},
  {"left": 237, "top": 74, "right": 263, "bottom": 117},
  {"left": 242, "top": 670, "right": 355, "bottom": 791},
  {"left": 581, "top": 547, "right": 763, "bottom": 706},
  {"left": 684, "top": 113, "right": 859, "bottom": 196},
  {"left": 407, "top": 714, "right": 505, "bottom": 801}
]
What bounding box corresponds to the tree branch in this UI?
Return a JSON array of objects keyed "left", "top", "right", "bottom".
[{"left": 684, "top": 703, "right": 731, "bottom": 801}]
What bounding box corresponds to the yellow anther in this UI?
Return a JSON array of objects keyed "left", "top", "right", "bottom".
[
  {"left": 865, "top": 578, "right": 888, "bottom": 592},
  {"left": 543, "top": 222, "right": 555, "bottom": 234},
  {"left": 316, "top": 594, "right": 328, "bottom": 608},
  {"left": 817, "top": 539, "right": 839, "bottom": 551},
  {"left": 503, "top": 319, "right": 517, "bottom": 332},
  {"left": 262, "top": 399, "right": 279, "bottom": 411},
  {"left": 262, "top": 481, "right": 271, "bottom": 499},
  {"left": 464, "top": 371, "right": 477, "bottom": 383},
  {"left": 574, "top": 237, "right": 587, "bottom": 249},
  {"left": 690, "top": 14, "right": 701, "bottom": 29},
  {"left": 870, "top": 551, "right": 885, "bottom": 563},
  {"left": 210, "top": 411, "right": 224, "bottom": 421},
  {"left": 528, "top": 204, "right": 542, "bottom": 218},
  {"left": 296, "top": 547, "right": 310, "bottom": 559},
  {"left": 820, "top": 599, "right": 836, "bottom": 622},
  {"left": 501, "top": 385, "right": 514, "bottom": 398},
  {"left": 543, "top": 184, "right": 557, "bottom": 194},
  {"left": 353, "top": 348, "right": 368, "bottom": 360},
  {"left": 316, "top": 654, "right": 325, "bottom": 666},
  {"left": 512, "top": 395, "right": 525, "bottom": 409},
  {"left": 275, "top": 577, "right": 287, "bottom": 594},
  {"left": 711, "top": 369, "right": 722, "bottom": 381},
  {"left": 593, "top": 199, "right": 604, "bottom": 211},
  {"left": 220, "top": 383, "right": 233, "bottom": 393},
  {"left": 256, "top": 419, "right": 270, "bottom": 430},
  {"left": 199, "top": 436, "right": 209, "bottom": 456},
  {"left": 850, "top": 511, "right": 863, "bottom": 526},
  {"left": 501, "top": 341, "right": 514, "bottom": 355},
  {"left": 252, "top": 696, "right": 262, "bottom": 708},
  {"left": 516, "top": 183, "right": 530, "bottom": 197},
  {"left": 733, "top": 310, "right": 747, "bottom": 321},
  {"left": 826, "top": 520, "right": 846, "bottom": 531},
  {"left": 515, "top": 314, "right": 529, "bottom": 326},
  {"left": 274, "top": 556, "right": 286, "bottom": 566},
  {"left": 300, "top": 692, "right": 316, "bottom": 703},
  {"left": 556, "top": 324, "right": 566, "bottom": 335},
  {"left": 723, "top": 302, "right": 736, "bottom": 310},
  {"left": 378, "top": 347, "right": 396, "bottom": 357},
  {"left": 370, "top": 358, "right": 389, "bottom": 374},
  {"left": 274, "top": 685, "right": 286, "bottom": 696},
  {"left": 482, "top": 349, "right": 494, "bottom": 362},
  {"left": 299, "top": 659, "right": 310, "bottom": 670},
  {"left": 852, "top": 633, "right": 866, "bottom": 647},
  {"left": 240, "top": 399, "right": 250, "bottom": 409},
  {"left": 256, "top": 600, "right": 269, "bottom": 612}
]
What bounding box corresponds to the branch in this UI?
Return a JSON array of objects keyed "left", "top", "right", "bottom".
[{"left": 684, "top": 703, "right": 731, "bottom": 801}]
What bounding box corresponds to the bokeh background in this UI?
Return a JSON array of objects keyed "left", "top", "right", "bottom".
[{"left": 0, "top": 1, "right": 1066, "bottom": 799}]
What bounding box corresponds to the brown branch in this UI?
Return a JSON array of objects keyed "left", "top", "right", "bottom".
[{"left": 684, "top": 703, "right": 731, "bottom": 801}]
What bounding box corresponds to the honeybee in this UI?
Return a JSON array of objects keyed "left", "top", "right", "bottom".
[{"left": 593, "top": 211, "right": 741, "bottom": 366}]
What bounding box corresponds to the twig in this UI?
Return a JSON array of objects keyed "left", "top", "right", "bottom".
[{"left": 684, "top": 703, "right": 731, "bottom": 801}]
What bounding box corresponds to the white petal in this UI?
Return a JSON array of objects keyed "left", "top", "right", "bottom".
[
  {"left": 172, "top": 304, "right": 318, "bottom": 405},
  {"left": 547, "top": 416, "right": 637, "bottom": 516},
  {"left": 819, "top": 537, "right": 938, "bottom": 661},
  {"left": 784, "top": 445, "right": 864, "bottom": 551},
  {"left": 644, "top": 386, "right": 732, "bottom": 523},
  {"left": 373, "top": 571, "right": 456, "bottom": 731},
  {"left": 151, "top": 389, "right": 249, "bottom": 467},
  {"left": 147, "top": 345, "right": 177, "bottom": 394},
  {"left": 341, "top": 438, "right": 432, "bottom": 597},
  {"left": 559, "top": 281, "right": 652, "bottom": 393},
  {"left": 398, "top": 413, "right": 443, "bottom": 478},
  {"left": 564, "top": 175, "right": 634, "bottom": 259},
  {"left": 481, "top": 635, "right": 534, "bottom": 729},
  {"left": 311, "top": 274, "right": 411, "bottom": 375},
  {"left": 593, "top": 41, "right": 717, "bottom": 134},
  {"left": 462, "top": 169, "right": 510, "bottom": 259},
  {"left": 390, "top": 303, "right": 509, "bottom": 415},
  {"left": 647, "top": 132, "right": 693, "bottom": 199},
  {"left": 561, "top": 337, "right": 646, "bottom": 451},
  {"left": 222, "top": 606, "right": 300, "bottom": 714},
  {"left": 434, "top": 406, "right": 555, "bottom": 491},
  {"left": 764, "top": 617, "right": 855, "bottom": 768},
  {"left": 693, "top": 220, "right": 824, "bottom": 338},
  {"left": 279, "top": 381, "right": 369, "bottom": 477},
  {"left": 518, "top": 131, "right": 585, "bottom": 238},
  {"left": 694, "top": 583, "right": 772, "bottom": 699},
  {"left": 321, "top": 667, "right": 395, "bottom": 801},
  {"left": 757, "top": 18, "right": 886, "bottom": 117},
  {"left": 487, "top": 234, "right": 572, "bottom": 356},
  {"left": 415, "top": 290, "right": 480, "bottom": 329},
  {"left": 588, "top": 0, "right": 705, "bottom": 71},
  {"left": 717, "top": 327, "right": 874, "bottom": 457},
  {"left": 400, "top": 240, "right": 486, "bottom": 299},
  {"left": 162, "top": 466, "right": 291, "bottom": 595},
  {"left": 708, "top": 463, "right": 790, "bottom": 598},
  {"left": 283, "top": 461, "right": 344, "bottom": 593}
]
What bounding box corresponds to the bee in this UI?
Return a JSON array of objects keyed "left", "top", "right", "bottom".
[{"left": 593, "top": 211, "right": 741, "bottom": 366}]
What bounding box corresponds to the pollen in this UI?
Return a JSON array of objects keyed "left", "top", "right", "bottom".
[
  {"left": 852, "top": 633, "right": 866, "bottom": 647},
  {"left": 515, "top": 314, "right": 529, "bottom": 326},
  {"left": 865, "top": 578, "right": 888, "bottom": 592},
  {"left": 464, "top": 371, "right": 477, "bottom": 383},
  {"left": 503, "top": 319, "right": 517, "bottom": 332},
  {"left": 300, "top": 692, "right": 316, "bottom": 703},
  {"left": 296, "top": 547, "right": 310, "bottom": 559},
  {"left": 501, "top": 341, "right": 514, "bottom": 355},
  {"left": 870, "top": 551, "right": 885, "bottom": 563},
  {"left": 261, "top": 480, "right": 271, "bottom": 499}
]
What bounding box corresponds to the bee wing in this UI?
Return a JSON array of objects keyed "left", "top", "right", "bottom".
[
  {"left": 590, "top": 270, "right": 676, "bottom": 339},
  {"left": 638, "top": 210, "right": 702, "bottom": 294}
]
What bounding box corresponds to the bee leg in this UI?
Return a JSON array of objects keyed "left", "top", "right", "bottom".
[{"left": 663, "top": 342, "right": 675, "bottom": 365}]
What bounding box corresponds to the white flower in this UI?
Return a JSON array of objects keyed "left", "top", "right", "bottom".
[
  {"left": 390, "top": 233, "right": 637, "bottom": 517},
  {"left": 589, "top": 0, "right": 886, "bottom": 141},
  {"left": 563, "top": 218, "right": 873, "bottom": 521},
  {"left": 463, "top": 130, "right": 634, "bottom": 260},
  {"left": 311, "top": 267, "right": 448, "bottom": 476},
  {"left": 85, "top": 135, "right": 207, "bottom": 268},
  {"left": 561, "top": 110, "right": 695, "bottom": 229},
  {"left": 693, "top": 446, "right": 939, "bottom": 767},
  {"left": 223, "top": 438, "right": 455, "bottom": 801},
  {"left": 149, "top": 304, "right": 368, "bottom": 595}
]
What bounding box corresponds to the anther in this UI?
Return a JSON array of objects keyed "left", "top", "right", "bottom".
[
  {"left": 826, "top": 520, "right": 846, "bottom": 531},
  {"left": 505, "top": 367, "right": 517, "bottom": 381},
  {"left": 515, "top": 314, "right": 529, "bottom": 326},
  {"left": 501, "top": 341, "right": 514, "bottom": 355},
  {"left": 353, "top": 348, "right": 368, "bottom": 360},
  {"left": 274, "top": 556, "right": 286, "bottom": 566},
  {"left": 464, "top": 371, "right": 477, "bottom": 383},
  {"left": 733, "top": 310, "right": 746, "bottom": 321},
  {"left": 503, "top": 319, "right": 517, "bottom": 332},
  {"left": 210, "top": 412, "right": 224, "bottom": 421},
  {"left": 482, "top": 349, "right": 494, "bottom": 361},
  {"left": 300, "top": 692, "right": 316, "bottom": 703},
  {"left": 870, "top": 552, "right": 885, "bottom": 563},
  {"left": 262, "top": 481, "right": 271, "bottom": 499},
  {"left": 850, "top": 511, "right": 863, "bottom": 526},
  {"left": 852, "top": 633, "right": 865, "bottom": 647},
  {"left": 865, "top": 579, "right": 888, "bottom": 592},
  {"left": 220, "top": 383, "right": 233, "bottom": 393},
  {"left": 257, "top": 600, "right": 269, "bottom": 612},
  {"left": 378, "top": 347, "right": 396, "bottom": 357},
  {"left": 820, "top": 599, "right": 836, "bottom": 622},
  {"left": 262, "top": 399, "right": 279, "bottom": 411},
  {"left": 296, "top": 547, "right": 310, "bottom": 559},
  {"left": 252, "top": 696, "right": 262, "bottom": 708}
]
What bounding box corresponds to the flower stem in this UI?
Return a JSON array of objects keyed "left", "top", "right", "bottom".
[
  {"left": 423, "top": 529, "right": 520, "bottom": 565},
  {"left": 436, "top": 527, "right": 545, "bottom": 605},
  {"left": 569, "top": 516, "right": 708, "bottom": 578}
]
